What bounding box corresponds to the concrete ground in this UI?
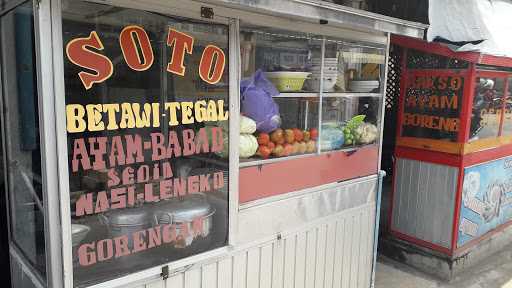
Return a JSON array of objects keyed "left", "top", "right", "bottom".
[{"left": 374, "top": 242, "right": 512, "bottom": 288}]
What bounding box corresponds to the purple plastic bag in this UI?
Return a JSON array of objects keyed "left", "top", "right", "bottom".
[{"left": 240, "top": 70, "right": 282, "bottom": 133}]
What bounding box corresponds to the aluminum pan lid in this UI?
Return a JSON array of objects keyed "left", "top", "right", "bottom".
[
  {"left": 154, "top": 193, "right": 215, "bottom": 223},
  {"left": 103, "top": 206, "right": 152, "bottom": 226}
]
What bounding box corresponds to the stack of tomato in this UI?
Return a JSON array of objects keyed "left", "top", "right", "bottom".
[{"left": 256, "top": 128, "right": 318, "bottom": 159}]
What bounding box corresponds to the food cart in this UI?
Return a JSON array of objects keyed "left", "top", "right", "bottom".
[
  {"left": 388, "top": 35, "right": 512, "bottom": 279},
  {"left": 0, "top": 0, "right": 425, "bottom": 287}
]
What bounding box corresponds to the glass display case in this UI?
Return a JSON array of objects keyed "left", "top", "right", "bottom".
[
  {"left": 0, "top": 0, "right": 431, "bottom": 286},
  {"left": 390, "top": 35, "right": 512, "bottom": 266},
  {"left": 238, "top": 24, "right": 385, "bottom": 165},
  {"left": 470, "top": 76, "right": 505, "bottom": 141},
  {"left": 237, "top": 24, "right": 385, "bottom": 203},
  {"left": 396, "top": 40, "right": 512, "bottom": 154}
]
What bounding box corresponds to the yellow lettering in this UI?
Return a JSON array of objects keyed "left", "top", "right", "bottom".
[
  {"left": 195, "top": 100, "right": 207, "bottom": 122},
  {"left": 181, "top": 102, "right": 194, "bottom": 124},
  {"left": 66, "top": 104, "right": 86, "bottom": 133},
  {"left": 103, "top": 104, "right": 119, "bottom": 130},
  {"left": 217, "top": 100, "right": 229, "bottom": 121},
  {"left": 165, "top": 102, "right": 180, "bottom": 126},
  {"left": 206, "top": 100, "right": 218, "bottom": 121},
  {"left": 119, "top": 103, "right": 136, "bottom": 129},
  {"left": 133, "top": 103, "right": 152, "bottom": 128},
  {"left": 86, "top": 104, "right": 104, "bottom": 132}
]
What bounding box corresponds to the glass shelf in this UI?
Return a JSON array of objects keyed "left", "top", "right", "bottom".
[
  {"left": 273, "top": 92, "right": 382, "bottom": 98},
  {"left": 239, "top": 143, "right": 378, "bottom": 168}
]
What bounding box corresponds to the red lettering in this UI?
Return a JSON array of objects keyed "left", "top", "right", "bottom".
[
  {"left": 199, "top": 45, "right": 226, "bottom": 84},
  {"left": 166, "top": 29, "right": 194, "bottom": 76},
  {"left": 119, "top": 25, "right": 154, "bottom": 71},
  {"left": 113, "top": 236, "right": 131, "bottom": 258},
  {"left": 72, "top": 138, "right": 90, "bottom": 172},
  {"left": 75, "top": 193, "right": 93, "bottom": 217},
  {"left": 66, "top": 31, "right": 113, "bottom": 90},
  {"left": 78, "top": 243, "right": 96, "bottom": 266}
]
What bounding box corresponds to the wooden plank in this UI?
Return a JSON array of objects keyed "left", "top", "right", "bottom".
[
  {"left": 305, "top": 229, "right": 317, "bottom": 288},
  {"left": 314, "top": 225, "right": 328, "bottom": 288},
  {"left": 324, "top": 221, "right": 337, "bottom": 288},
  {"left": 294, "top": 232, "right": 307, "bottom": 288},
  {"left": 233, "top": 252, "right": 247, "bottom": 288},
  {"left": 333, "top": 219, "right": 345, "bottom": 288},
  {"left": 247, "top": 248, "right": 261, "bottom": 288},
  {"left": 202, "top": 263, "right": 218, "bottom": 288},
  {"left": 260, "top": 244, "right": 273, "bottom": 288},
  {"left": 271, "top": 240, "right": 285, "bottom": 288},
  {"left": 283, "top": 236, "right": 297, "bottom": 288},
  {"left": 184, "top": 269, "right": 201, "bottom": 288},
  {"left": 217, "top": 258, "right": 232, "bottom": 288}
]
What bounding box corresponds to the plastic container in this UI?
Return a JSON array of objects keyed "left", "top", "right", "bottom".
[{"left": 265, "top": 71, "right": 311, "bottom": 92}]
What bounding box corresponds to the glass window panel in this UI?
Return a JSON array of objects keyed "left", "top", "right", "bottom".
[
  {"left": 321, "top": 96, "right": 381, "bottom": 151},
  {"left": 62, "top": 1, "right": 229, "bottom": 286},
  {"left": 239, "top": 25, "right": 322, "bottom": 162},
  {"left": 320, "top": 39, "right": 383, "bottom": 152},
  {"left": 470, "top": 77, "right": 505, "bottom": 141},
  {"left": 0, "top": 0, "right": 47, "bottom": 281},
  {"left": 501, "top": 78, "right": 512, "bottom": 136},
  {"left": 401, "top": 74, "right": 463, "bottom": 142},
  {"left": 327, "top": 42, "right": 385, "bottom": 93}
]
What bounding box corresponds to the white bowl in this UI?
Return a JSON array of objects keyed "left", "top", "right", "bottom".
[{"left": 308, "top": 77, "right": 338, "bottom": 92}]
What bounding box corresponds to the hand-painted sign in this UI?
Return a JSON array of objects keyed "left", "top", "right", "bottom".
[
  {"left": 401, "top": 74, "right": 464, "bottom": 141},
  {"left": 62, "top": 7, "right": 230, "bottom": 285},
  {"left": 458, "top": 157, "right": 512, "bottom": 247}
]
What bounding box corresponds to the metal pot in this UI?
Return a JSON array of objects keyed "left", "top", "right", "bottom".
[
  {"left": 99, "top": 206, "right": 152, "bottom": 247},
  {"left": 71, "top": 224, "right": 90, "bottom": 247},
  {"left": 153, "top": 193, "right": 215, "bottom": 248}
]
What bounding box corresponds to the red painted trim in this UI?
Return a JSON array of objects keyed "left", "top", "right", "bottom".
[
  {"left": 387, "top": 160, "right": 398, "bottom": 232},
  {"left": 395, "top": 147, "right": 461, "bottom": 167},
  {"left": 476, "top": 70, "right": 511, "bottom": 78},
  {"left": 389, "top": 229, "right": 453, "bottom": 256},
  {"left": 391, "top": 35, "right": 481, "bottom": 65},
  {"left": 450, "top": 163, "right": 465, "bottom": 253},
  {"left": 239, "top": 146, "right": 379, "bottom": 203},
  {"left": 391, "top": 35, "right": 512, "bottom": 68},
  {"left": 480, "top": 54, "right": 512, "bottom": 68},
  {"left": 454, "top": 218, "right": 512, "bottom": 255},
  {"left": 462, "top": 143, "right": 512, "bottom": 166},
  {"left": 459, "top": 65, "right": 477, "bottom": 143}
]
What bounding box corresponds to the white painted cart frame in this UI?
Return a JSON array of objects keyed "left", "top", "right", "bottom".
[{"left": 28, "top": 0, "right": 426, "bottom": 287}]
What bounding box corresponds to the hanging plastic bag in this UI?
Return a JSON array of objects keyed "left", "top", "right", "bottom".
[{"left": 240, "top": 70, "right": 282, "bottom": 133}]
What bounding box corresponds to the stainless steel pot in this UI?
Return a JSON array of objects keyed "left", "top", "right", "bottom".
[
  {"left": 71, "top": 224, "right": 90, "bottom": 247},
  {"left": 153, "top": 193, "right": 215, "bottom": 248},
  {"left": 99, "top": 206, "right": 152, "bottom": 247}
]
